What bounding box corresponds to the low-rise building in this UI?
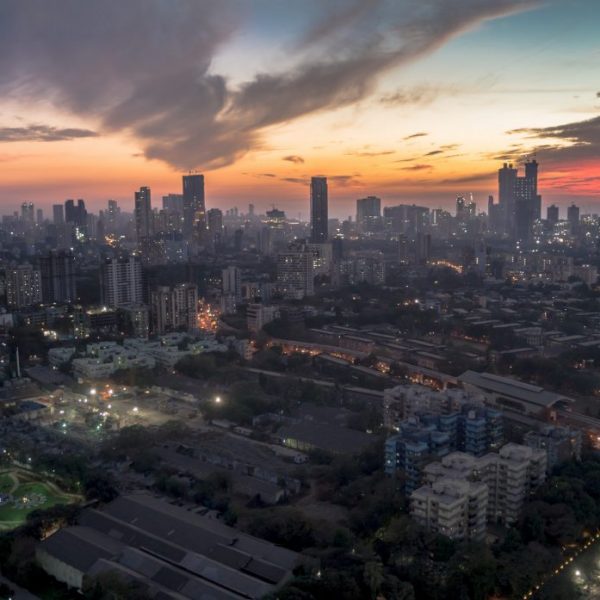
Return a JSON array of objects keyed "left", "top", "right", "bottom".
[
  {"left": 523, "top": 425, "right": 582, "bottom": 471},
  {"left": 37, "top": 494, "right": 302, "bottom": 598}
]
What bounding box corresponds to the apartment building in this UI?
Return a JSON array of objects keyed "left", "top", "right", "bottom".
[
  {"left": 412, "top": 443, "right": 547, "bottom": 533},
  {"left": 411, "top": 477, "right": 488, "bottom": 541}
]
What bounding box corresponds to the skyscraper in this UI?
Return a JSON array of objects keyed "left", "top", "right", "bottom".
[
  {"left": 546, "top": 204, "right": 559, "bottom": 224},
  {"left": 310, "top": 176, "right": 328, "bottom": 243},
  {"left": 106, "top": 199, "right": 120, "bottom": 234},
  {"left": 498, "top": 163, "right": 517, "bottom": 235},
  {"left": 356, "top": 196, "right": 381, "bottom": 232},
  {"left": 39, "top": 250, "right": 77, "bottom": 304},
  {"left": 182, "top": 174, "right": 205, "bottom": 239},
  {"left": 53, "top": 204, "right": 64, "bottom": 225},
  {"left": 134, "top": 186, "right": 152, "bottom": 242},
  {"left": 21, "top": 202, "right": 34, "bottom": 225},
  {"left": 567, "top": 203, "right": 580, "bottom": 232},
  {"left": 207, "top": 208, "right": 223, "bottom": 247},
  {"left": 514, "top": 159, "right": 541, "bottom": 241},
  {"left": 498, "top": 160, "right": 541, "bottom": 240},
  {"left": 65, "top": 199, "right": 87, "bottom": 233}
]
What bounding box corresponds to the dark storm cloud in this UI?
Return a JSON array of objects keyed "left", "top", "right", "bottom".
[
  {"left": 283, "top": 155, "right": 305, "bottom": 164},
  {"left": 509, "top": 115, "right": 600, "bottom": 162},
  {"left": 0, "top": 0, "right": 535, "bottom": 170},
  {"left": 0, "top": 124, "right": 98, "bottom": 142}
]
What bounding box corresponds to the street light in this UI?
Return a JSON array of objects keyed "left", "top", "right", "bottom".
[
  {"left": 90, "top": 388, "right": 97, "bottom": 396},
  {"left": 215, "top": 396, "right": 222, "bottom": 404}
]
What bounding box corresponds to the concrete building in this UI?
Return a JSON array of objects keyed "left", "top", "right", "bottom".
[
  {"left": 182, "top": 173, "right": 205, "bottom": 239},
  {"left": 247, "top": 303, "right": 279, "bottom": 333},
  {"left": 100, "top": 256, "right": 143, "bottom": 307},
  {"left": 222, "top": 266, "right": 242, "bottom": 300},
  {"left": 310, "top": 176, "right": 328, "bottom": 243},
  {"left": 150, "top": 283, "right": 198, "bottom": 334},
  {"left": 385, "top": 404, "right": 503, "bottom": 491},
  {"left": 6, "top": 264, "right": 42, "bottom": 308},
  {"left": 118, "top": 303, "right": 150, "bottom": 338},
  {"left": 39, "top": 250, "right": 76, "bottom": 304},
  {"left": 411, "top": 477, "right": 488, "bottom": 541},
  {"left": 523, "top": 425, "right": 582, "bottom": 471},
  {"left": 418, "top": 444, "right": 547, "bottom": 526},
  {"left": 356, "top": 196, "right": 381, "bottom": 232},
  {"left": 276, "top": 249, "right": 314, "bottom": 298},
  {"left": 134, "top": 186, "right": 152, "bottom": 242}
]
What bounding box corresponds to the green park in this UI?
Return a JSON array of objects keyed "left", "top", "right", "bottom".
[{"left": 0, "top": 468, "right": 80, "bottom": 531}]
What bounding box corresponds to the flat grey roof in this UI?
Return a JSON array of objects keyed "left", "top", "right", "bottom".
[{"left": 279, "top": 421, "right": 374, "bottom": 454}]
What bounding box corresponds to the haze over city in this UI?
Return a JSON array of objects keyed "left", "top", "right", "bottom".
[
  {"left": 3, "top": 3, "right": 600, "bottom": 600},
  {"left": 0, "top": 0, "right": 599, "bottom": 216}
]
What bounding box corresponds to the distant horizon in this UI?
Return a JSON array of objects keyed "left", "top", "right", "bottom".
[{"left": 0, "top": 0, "right": 598, "bottom": 217}]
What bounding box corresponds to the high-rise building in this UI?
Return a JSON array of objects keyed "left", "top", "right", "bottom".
[
  {"left": 162, "top": 193, "right": 184, "bottom": 213},
  {"left": 523, "top": 425, "right": 582, "bottom": 471},
  {"left": 39, "top": 250, "right": 77, "bottom": 304},
  {"left": 65, "top": 199, "right": 87, "bottom": 237},
  {"left": 546, "top": 204, "right": 559, "bottom": 224},
  {"left": 182, "top": 174, "right": 205, "bottom": 239},
  {"left": 383, "top": 204, "right": 429, "bottom": 236},
  {"left": 356, "top": 196, "right": 381, "bottom": 232},
  {"left": 514, "top": 159, "right": 541, "bottom": 241},
  {"left": 498, "top": 160, "right": 541, "bottom": 240},
  {"left": 106, "top": 200, "right": 120, "bottom": 234},
  {"left": 567, "top": 203, "right": 580, "bottom": 231},
  {"left": 150, "top": 283, "right": 198, "bottom": 334},
  {"left": 118, "top": 304, "right": 150, "bottom": 339},
  {"left": 222, "top": 266, "right": 242, "bottom": 300},
  {"left": 100, "top": 256, "right": 143, "bottom": 307},
  {"left": 21, "top": 202, "right": 34, "bottom": 225},
  {"left": 53, "top": 204, "right": 64, "bottom": 225},
  {"left": 134, "top": 186, "right": 152, "bottom": 242},
  {"left": 36, "top": 208, "right": 44, "bottom": 224},
  {"left": 6, "top": 264, "right": 42, "bottom": 308},
  {"left": 207, "top": 208, "right": 223, "bottom": 247},
  {"left": 455, "top": 196, "right": 466, "bottom": 221},
  {"left": 310, "top": 176, "right": 328, "bottom": 243},
  {"left": 277, "top": 248, "right": 315, "bottom": 298}
]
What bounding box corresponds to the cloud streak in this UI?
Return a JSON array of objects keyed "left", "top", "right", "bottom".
[
  {"left": 283, "top": 155, "right": 305, "bottom": 164},
  {"left": 0, "top": 124, "right": 98, "bottom": 142},
  {"left": 509, "top": 115, "right": 600, "bottom": 163},
  {"left": 0, "top": 0, "right": 535, "bottom": 171}
]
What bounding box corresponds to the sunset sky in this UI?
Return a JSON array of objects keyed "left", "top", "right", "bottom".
[{"left": 0, "top": 0, "right": 599, "bottom": 219}]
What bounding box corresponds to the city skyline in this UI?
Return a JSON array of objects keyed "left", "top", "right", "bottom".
[{"left": 0, "top": 0, "right": 598, "bottom": 216}]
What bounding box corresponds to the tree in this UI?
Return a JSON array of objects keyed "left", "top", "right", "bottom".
[
  {"left": 363, "top": 561, "right": 384, "bottom": 599},
  {"left": 0, "top": 583, "right": 14, "bottom": 600},
  {"left": 83, "top": 572, "right": 149, "bottom": 600}
]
